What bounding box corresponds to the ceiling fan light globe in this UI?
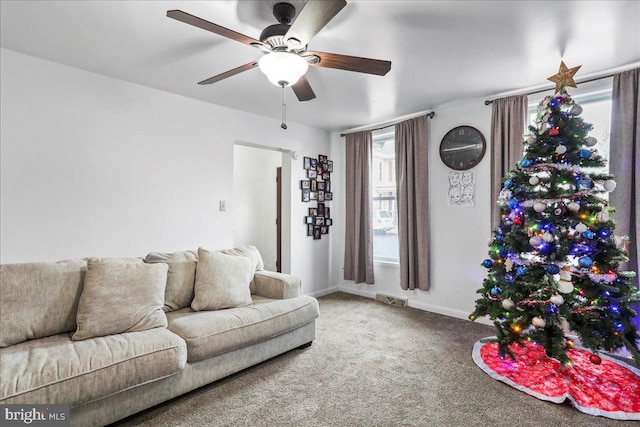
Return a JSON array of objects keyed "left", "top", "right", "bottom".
[{"left": 258, "top": 52, "right": 308, "bottom": 87}]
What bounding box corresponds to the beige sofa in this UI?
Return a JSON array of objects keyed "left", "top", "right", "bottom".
[{"left": 0, "top": 248, "right": 319, "bottom": 426}]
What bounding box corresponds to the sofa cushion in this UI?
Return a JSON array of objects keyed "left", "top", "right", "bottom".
[
  {"left": 168, "top": 295, "right": 319, "bottom": 362},
  {"left": 73, "top": 259, "right": 168, "bottom": 341},
  {"left": 0, "top": 328, "right": 187, "bottom": 406},
  {"left": 191, "top": 249, "right": 252, "bottom": 311},
  {"left": 220, "top": 245, "right": 264, "bottom": 272},
  {"left": 144, "top": 250, "right": 198, "bottom": 312},
  {"left": 0, "top": 259, "right": 86, "bottom": 348}
]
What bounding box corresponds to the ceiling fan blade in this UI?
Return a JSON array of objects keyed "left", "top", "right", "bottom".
[
  {"left": 305, "top": 51, "right": 391, "bottom": 76},
  {"left": 167, "top": 10, "right": 266, "bottom": 49},
  {"left": 198, "top": 61, "right": 259, "bottom": 85},
  {"left": 285, "top": 0, "right": 347, "bottom": 47},
  {"left": 292, "top": 75, "right": 316, "bottom": 102}
]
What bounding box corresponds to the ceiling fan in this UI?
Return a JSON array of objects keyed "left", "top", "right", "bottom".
[{"left": 167, "top": 0, "right": 392, "bottom": 102}]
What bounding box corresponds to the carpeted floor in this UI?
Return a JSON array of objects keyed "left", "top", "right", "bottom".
[{"left": 114, "top": 292, "right": 634, "bottom": 427}]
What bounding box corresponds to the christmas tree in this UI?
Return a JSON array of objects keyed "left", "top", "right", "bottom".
[{"left": 471, "top": 62, "right": 640, "bottom": 366}]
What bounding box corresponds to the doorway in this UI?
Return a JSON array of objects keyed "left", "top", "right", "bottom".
[{"left": 233, "top": 143, "right": 288, "bottom": 272}]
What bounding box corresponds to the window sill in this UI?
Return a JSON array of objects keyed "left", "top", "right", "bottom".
[{"left": 374, "top": 259, "right": 399, "bottom": 269}]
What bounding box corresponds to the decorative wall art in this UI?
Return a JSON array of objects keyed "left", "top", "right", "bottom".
[
  {"left": 302, "top": 155, "right": 333, "bottom": 239},
  {"left": 447, "top": 171, "right": 476, "bottom": 207}
]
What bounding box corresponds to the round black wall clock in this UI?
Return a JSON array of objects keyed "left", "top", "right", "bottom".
[{"left": 439, "top": 126, "right": 486, "bottom": 170}]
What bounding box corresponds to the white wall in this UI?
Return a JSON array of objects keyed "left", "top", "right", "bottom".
[
  {"left": 233, "top": 144, "right": 281, "bottom": 271},
  {"left": 330, "top": 100, "right": 494, "bottom": 324},
  {"left": 0, "top": 48, "right": 331, "bottom": 295}
]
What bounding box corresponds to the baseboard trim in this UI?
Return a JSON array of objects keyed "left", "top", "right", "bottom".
[
  {"left": 337, "top": 286, "right": 493, "bottom": 326},
  {"left": 306, "top": 286, "right": 339, "bottom": 298}
]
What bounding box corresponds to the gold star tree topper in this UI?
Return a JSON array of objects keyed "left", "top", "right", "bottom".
[{"left": 547, "top": 61, "right": 582, "bottom": 93}]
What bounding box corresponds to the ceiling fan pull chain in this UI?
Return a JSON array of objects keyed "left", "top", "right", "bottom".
[{"left": 281, "top": 85, "right": 288, "bottom": 130}]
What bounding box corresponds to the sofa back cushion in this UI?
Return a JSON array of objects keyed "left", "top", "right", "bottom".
[
  {"left": 0, "top": 259, "right": 87, "bottom": 347},
  {"left": 220, "top": 245, "right": 264, "bottom": 272},
  {"left": 72, "top": 258, "right": 168, "bottom": 340},
  {"left": 144, "top": 250, "right": 198, "bottom": 312}
]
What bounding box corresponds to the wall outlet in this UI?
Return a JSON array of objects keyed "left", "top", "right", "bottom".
[{"left": 219, "top": 200, "right": 226, "bottom": 212}]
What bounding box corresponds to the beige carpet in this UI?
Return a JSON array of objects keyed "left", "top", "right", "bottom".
[{"left": 113, "top": 292, "right": 632, "bottom": 427}]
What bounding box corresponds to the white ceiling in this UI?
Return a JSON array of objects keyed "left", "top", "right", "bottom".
[{"left": 1, "top": 1, "right": 639, "bottom": 132}]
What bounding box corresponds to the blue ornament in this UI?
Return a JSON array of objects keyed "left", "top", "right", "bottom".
[
  {"left": 614, "top": 322, "right": 624, "bottom": 333},
  {"left": 579, "top": 149, "right": 592, "bottom": 159},
  {"left": 516, "top": 266, "right": 527, "bottom": 276},
  {"left": 520, "top": 159, "right": 532, "bottom": 168},
  {"left": 577, "top": 178, "right": 592, "bottom": 190},
  {"left": 507, "top": 199, "right": 519, "bottom": 209},
  {"left": 598, "top": 229, "right": 610, "bottom": 239},
  {"left": 495, "top": 234, "right": 504, "bottom": 242},
  {"left": 610, "top": 305, "right": 620, "bottom": 315},
  {"left": 549, "top": 98, "right": 562, "bottom": 108},
  {"left": 547, "top": 305, "right": 558, "bottom": 314},
  {"left": 504, "top": 178, "right": 514, "bottom": 188},
  {"left": 545, "top": 264, "right": 560, "bottom": 275},
  {"left": 504, "top": 273, "right": 515, "bottom": 283},
  {"left": 490, "top": 286, "right": 502, "bottom": 296},
  {"left": 578, "top": 256, "right": 593, "bottom": 268},
  {"left": 538, "top": 243, "right": 555, "bottom": 255},
  {"left": 482, "top": 259, "right": 494, "bottom": 268},
  {"left": 582, "top": 231, "right": 595, "bottom": 239}
]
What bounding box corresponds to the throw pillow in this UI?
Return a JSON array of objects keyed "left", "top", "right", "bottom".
[
  {"left": 191, "top": 248, "right": 252, "bottom": 311},
  {"left": 72, "top": 258, "right": 168, "bottom": 341},
  {"left": 144, "top": 250, "right": 198, "bottom": 312},
  {"left": 220, "top": 245, "right": 264, "bottom": 272}
]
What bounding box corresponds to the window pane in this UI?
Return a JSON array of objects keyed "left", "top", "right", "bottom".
[{"left": 372, "top": 132, "right": 399, "bottom": 262}]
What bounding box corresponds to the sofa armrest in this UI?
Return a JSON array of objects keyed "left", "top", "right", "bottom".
[{"left": 251, "top": 271, "right": 301, "bottom": 299}]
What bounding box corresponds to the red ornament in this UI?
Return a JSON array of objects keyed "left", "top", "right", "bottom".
[
  {"left": 589, "top": 354, "right": 602, "bottom": 365},
  {"left": 549, "top": 128, "right": 560, "bottom": 136},
  {"left": 513, "top": 217, "right": 523, "bottom": 225}
]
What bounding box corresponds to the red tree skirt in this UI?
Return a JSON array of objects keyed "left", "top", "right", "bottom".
[{"left": 472, "top": 338, "right": 640, "bottom": 420}]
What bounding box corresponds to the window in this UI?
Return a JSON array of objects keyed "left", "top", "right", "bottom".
[
  {"left": 372, "top": 129, "right": 399, "bottom": 262},
  {"left": 527, "top": 78, "right": 612, "bottom": 174}
]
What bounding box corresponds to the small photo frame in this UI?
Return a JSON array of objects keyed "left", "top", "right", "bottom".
[
  {"left": 313, "top": 227, "right": 321, "bottom": 240},
  {"left": 321, "top": 226, "right": 328, "bottom": 235},
  {"left": 326, "top": 207, "right": 330, "bottom": 218},
  {"left": 300, "top": 180, "right": 310, "bottom": 189},
  {"left": 327, "top": 160, "right": 333, "bottom": 172},
  {"left": 326, "top": 218, "right": 333, "bottom": 226},
  {"left": 317, "top": 165, "right": 323, "bottom": 174},
  {"left": 318, "top": 155, "right": 328, "bottom": 164},
  {"left": 303, "top": 157, "right": 311, "bottom": 170},
  {"left": 322, "top": 172, "right": 330, "bottom": 180},
  {"left": 310, "top": 179, "right": 317, "bottom": 192},
  {"left": 310, "top": 192, "right": 317, "bottom": 200},
  {"left": 325, "top": 192, "right": 333, "bottom": 201},
  {"left": 325, "top": 180, "right": 331, "bottom": 192},
  {"left": 301, "top": 189, "right": 310, "bottom": 202},
  {"left": 307, "top": 224, "right": 314, "bottom": 236},
  {"left": 317, "top": 181, "right": 325, "bottom": 191},
  {"left": 305, "top": 216, "right": 313, "bottom": 224},
  {"left": 310, "top": 158, "right": 317, "bottom": 169},
  {"left": 318, "top": 202, "right": 325, "bottom": 217},
  {"left": 309, "top": 207, "right": 318, "bottom": 216},
  {"left": 315, "top": 216, "right": 325, "bottom": 226},
  {"left": 318, "top": 191, "right": 325, "bottom": 202},
  {"left": 308, "top": 170, "right": 317, "bottom": 179}
]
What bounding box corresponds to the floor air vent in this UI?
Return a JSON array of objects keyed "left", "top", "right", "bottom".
[{"left": 375, "top": 293, "right": 408, "bottom": 307}]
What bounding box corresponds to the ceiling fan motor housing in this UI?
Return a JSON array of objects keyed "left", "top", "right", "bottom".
[{"left": 273, "top": 2, "right": 296, "bottom": 25}]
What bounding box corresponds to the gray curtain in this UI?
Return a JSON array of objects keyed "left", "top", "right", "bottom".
[
  {"left": 395, "top": 115, "right": 430, "bottom": 291},
  {"left": 344, "top": 130, "right": 374, "bottom": 284},
  {"left": 490, "top": 94, "right": 528, "bottom": 229},
  {"left": 609, "top": 68, "right": 640, "bottom": 328}
]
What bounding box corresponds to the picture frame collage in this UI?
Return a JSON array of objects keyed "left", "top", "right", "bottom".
[{"left": 301, "top": 155, "right": 333, "bottom": 239}]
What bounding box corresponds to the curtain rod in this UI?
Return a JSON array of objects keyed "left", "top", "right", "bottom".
[
  {"left": 484, "top": 73, "right": 616, "bottom": 105},
  {"left": 340, "top": 111, "right": 435, "bottom": 137}
]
